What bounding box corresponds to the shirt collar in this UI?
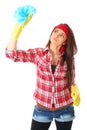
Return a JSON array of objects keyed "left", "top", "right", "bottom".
[
  {"left": 43, "top": 46, "right": 64, "bottom": 57},
  {"left": 43, "top": 46, "right": 49, "bottom": 55}
]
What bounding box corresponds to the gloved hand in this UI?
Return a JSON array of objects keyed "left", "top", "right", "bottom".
[
  {"left": 12, "top": 5, "right": 36, "bottom": 40},
  {"left": 71, "top": 84, "right": 80, "bottom": 106}
]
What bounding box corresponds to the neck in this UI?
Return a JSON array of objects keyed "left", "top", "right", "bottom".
[{"left": 50, "top": 45, "right": 61, "bottom": 56}]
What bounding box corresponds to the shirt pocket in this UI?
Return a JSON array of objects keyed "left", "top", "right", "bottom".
[{"left": 37, "top": 59, "right": 49, "bottom": 72}]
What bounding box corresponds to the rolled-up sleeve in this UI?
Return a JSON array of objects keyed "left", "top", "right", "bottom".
[{"left": 5, "top": 48, "right": 43, "bottom": 63}]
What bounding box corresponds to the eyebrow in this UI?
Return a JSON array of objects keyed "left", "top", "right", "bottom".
[{"left": 54, "top": 29, "right": 65, "bottom": 35}]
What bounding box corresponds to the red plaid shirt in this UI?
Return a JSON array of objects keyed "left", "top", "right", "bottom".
[{"left": 5, "top": 47, "right": 74, "bottom": 109}]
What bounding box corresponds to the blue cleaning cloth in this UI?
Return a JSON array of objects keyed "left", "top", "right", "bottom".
[{"left": 14, "top": 5, "right": 36, "bottom": 25}]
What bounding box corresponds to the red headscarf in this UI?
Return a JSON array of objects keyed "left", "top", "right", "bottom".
[{"left": 53, "top": 23, "right": 69, "bottom": 39}]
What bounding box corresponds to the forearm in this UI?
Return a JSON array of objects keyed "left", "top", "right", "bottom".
[{"left": 6, "top": 38, "right": 17, "bottom": 51}]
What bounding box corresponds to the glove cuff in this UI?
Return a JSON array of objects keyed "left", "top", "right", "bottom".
[{"left": 11, "top": 22, "right": 23, "bottom": 40}]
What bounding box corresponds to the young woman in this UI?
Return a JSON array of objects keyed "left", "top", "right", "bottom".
[{"left": 5, "top": 5, "right": 80, "bottom": 130}]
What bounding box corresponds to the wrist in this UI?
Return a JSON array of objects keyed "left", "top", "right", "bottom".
[{"left": 7, "top": 38, "right": 17, "bottom": 50}]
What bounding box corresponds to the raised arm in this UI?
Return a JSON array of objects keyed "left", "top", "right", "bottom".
[{"left": 6, "top": 5, "right": 36, "bottom": 51}]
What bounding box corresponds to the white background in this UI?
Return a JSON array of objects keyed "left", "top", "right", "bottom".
[{"left": 0, "top": 0, "right": 87, "bottom": 130}]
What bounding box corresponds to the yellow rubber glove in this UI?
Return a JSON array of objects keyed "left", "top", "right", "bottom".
[
  {"left": 71, "top": 84, "right": 80, "bottom": 106},
  {"left": 12, "top": 13, "right": 33, "bottom": 40},
  {"left": 11, "top": 5, "right": 36, "bottom": 40}
]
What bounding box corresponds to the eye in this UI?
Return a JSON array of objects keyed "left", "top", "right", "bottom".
[
  {"left": 60, "top": 34, "right": 65, "bottom": 38},
  {"left": 54, "top": 30, "right": 58, "bottom": 33}
]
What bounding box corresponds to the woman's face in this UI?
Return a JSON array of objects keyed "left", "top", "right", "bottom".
[{"left": 50, "top": 28, "right": 67, "bottom": 48}]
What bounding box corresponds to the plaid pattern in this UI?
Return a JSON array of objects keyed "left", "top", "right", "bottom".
[{"left": 5, "top": 47, "right": 74, "bottom": 109}]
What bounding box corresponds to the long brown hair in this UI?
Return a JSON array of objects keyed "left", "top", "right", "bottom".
[{"left": 46, "top": 24, "right": 78, "bottom": 87}]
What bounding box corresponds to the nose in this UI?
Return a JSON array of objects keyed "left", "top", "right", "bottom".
[{"left": 56, "top": 34, "right": 60, "bottom": 38}]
